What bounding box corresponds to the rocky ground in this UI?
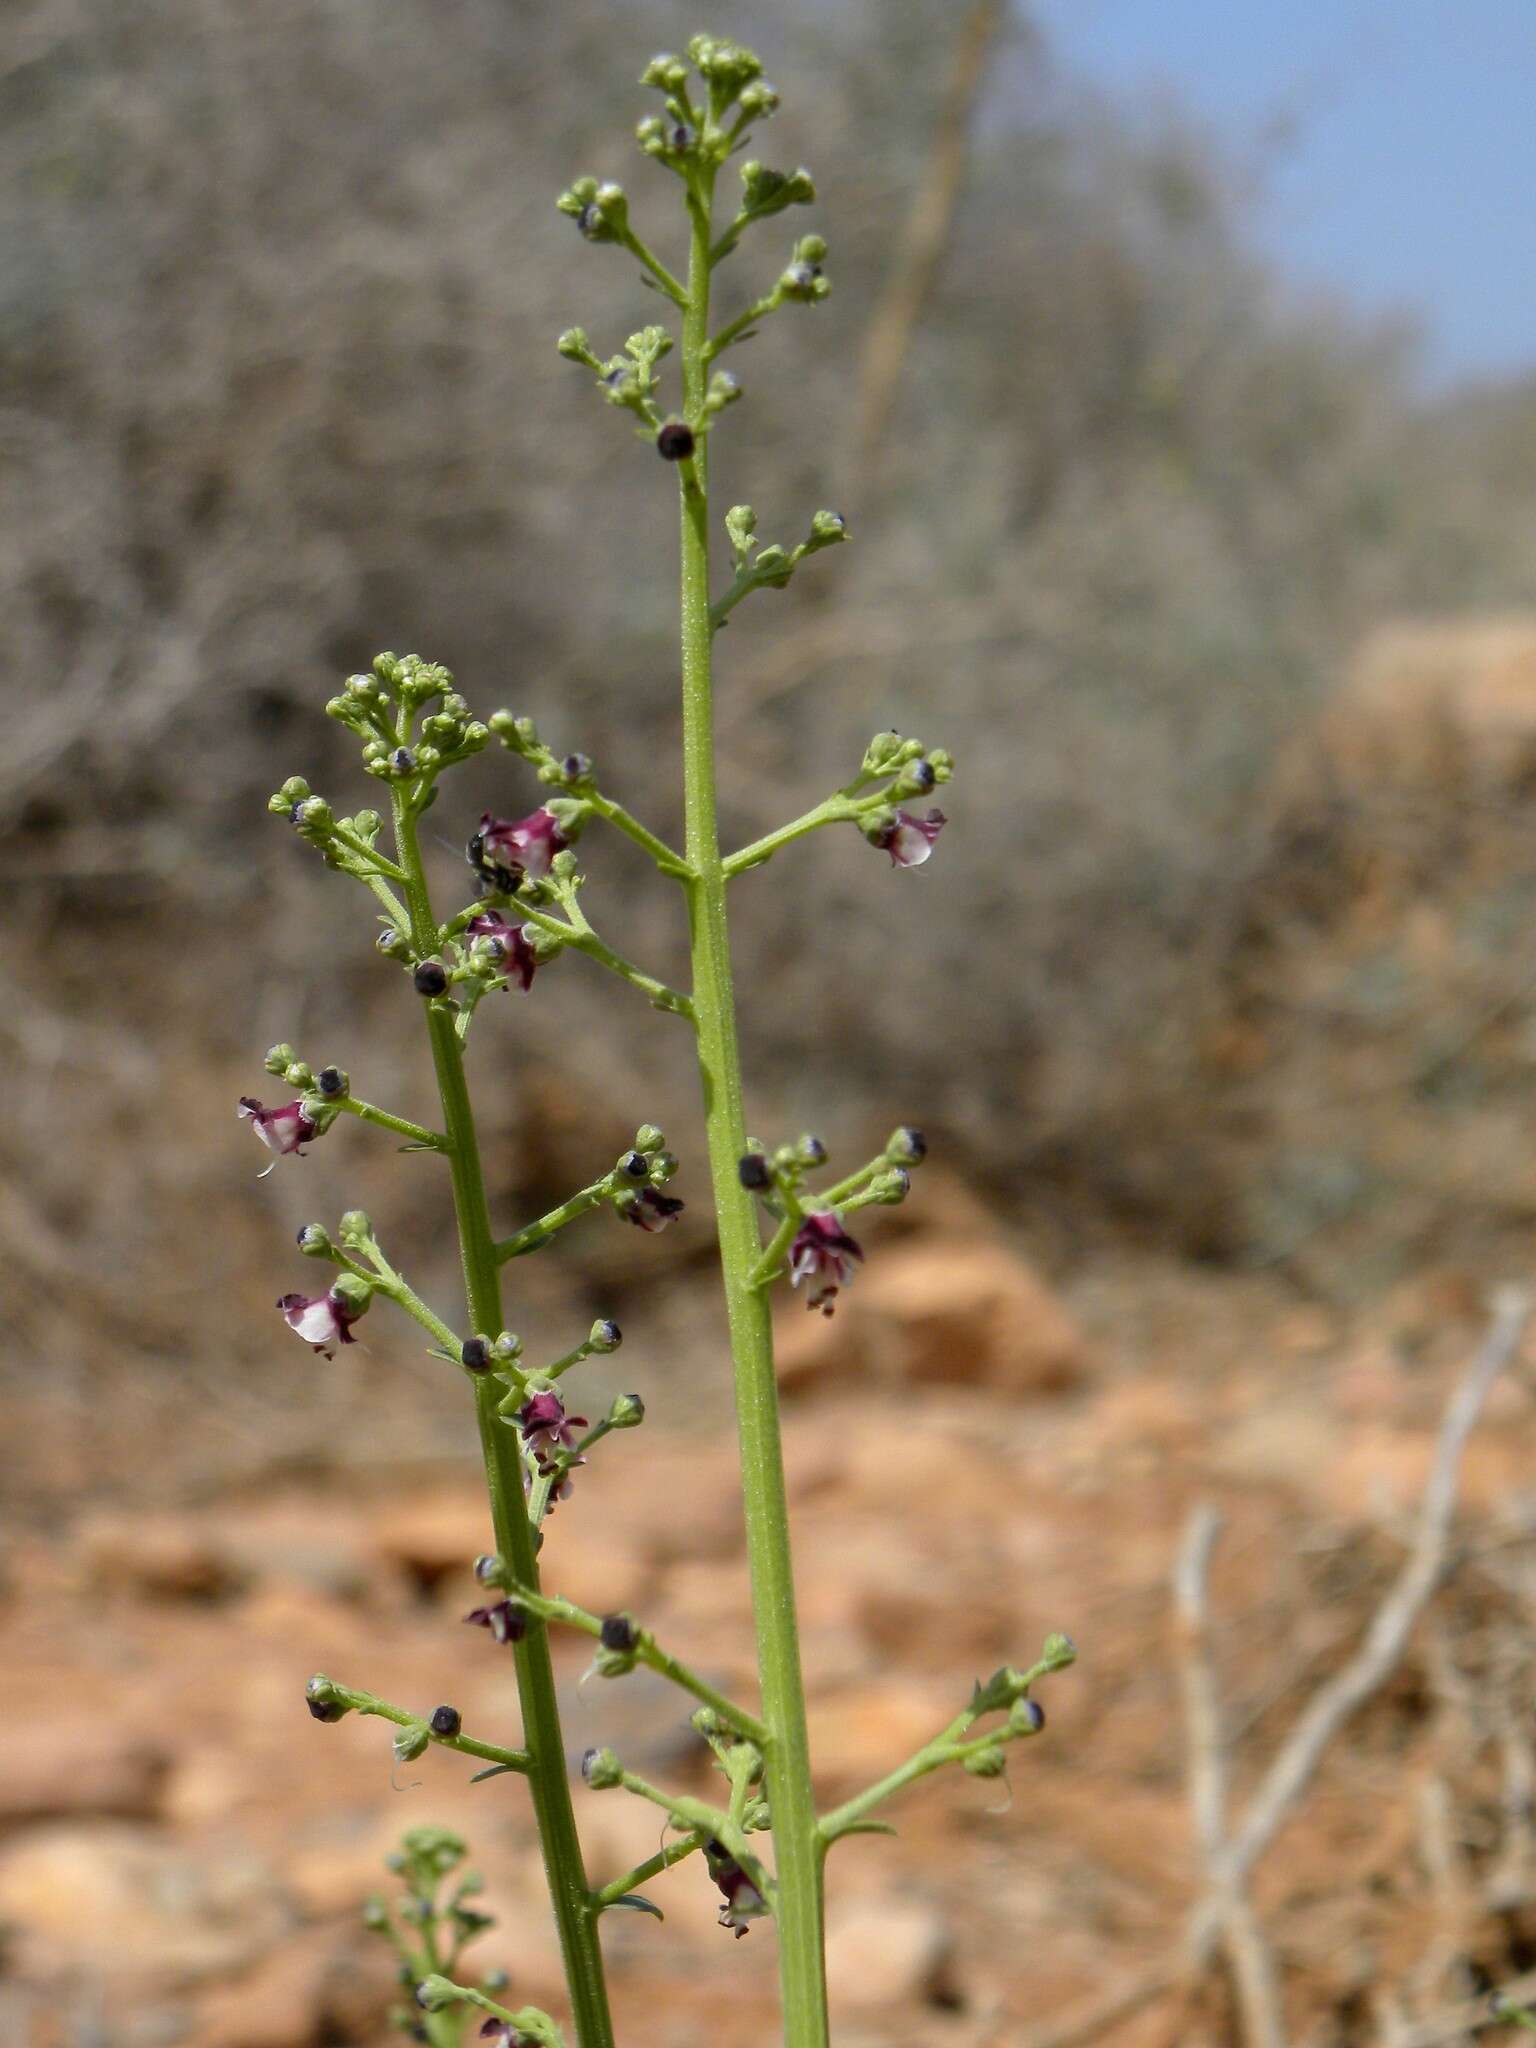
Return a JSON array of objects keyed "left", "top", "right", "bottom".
[{"left": 4, "top": 1227, "right": 1536, "bottom": 2048}]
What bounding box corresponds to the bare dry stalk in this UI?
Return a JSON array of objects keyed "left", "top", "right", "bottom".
[{"left": 851, "top": 0, "right": 1008, "bottom": 481}]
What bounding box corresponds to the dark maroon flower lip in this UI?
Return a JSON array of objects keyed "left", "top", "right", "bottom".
[
  {"left": 468, "top": 806, "right": 568, "bottom": 891},
  {"left": 875, "top": 806, "right": 947, "bottom": 868},
  {"left": 703, "top": 1837, "right": 769, "bottom": 1937},
  {"left": 239, "top": 1096, "right": 318, "bottom": 1173},
  {"left": 789, "top": 1210, "right": 864, "bottom": 1315},
  {"left": 517, "top": 1390, "right": 589, "bottom": 1502},
  {"left": 621, "top": 1187, "right": 685, "bottom": 1232},
  {"left": 465, "top": 910, "right": 539, "bottom": 992},
  {"left": 464, "top": 1597, "right": 527, "bottom": 1645}
]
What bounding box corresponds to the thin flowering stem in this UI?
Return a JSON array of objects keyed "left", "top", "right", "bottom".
[
  {"left": 345, "top": 1236, "right": 463, "bottom": 1356},
  {"left": 582, "top": 789, "right": 694, "bottom": 878},
  {"left": 747, "top": 1204, "right": 803, "bottom": 1291},
  {"left": 330, "top": 1096, "right": 447, "bottom": 1151},
  {"left": 389, "top": 790, "right": 616, "bottom": 2048},
  {"left": 593, "top": 1831, "right": 706, "bottom": 1911},
  {"left": 722, "top": 795, "right": 870, "bottom": 878},
  {"left": 512, "top": 1586, "right": 769, "bottom": 1742},
  {"left": 705, "top": 290, "right": 780, "bottom": 361},
  {"left": 675, "top": 143, "right": 831, "bottom": 2042},
  {"left": 318, "top": 1679, "right": 531, "bottom": 1773},
  {"left": 494, "top": 1180, "right": 610, "bottom": 1263},
  {"left": 332, "top": 821, "right": 409, "bottom": 879},
  {"left": 616, "top": 225, "right": 690, "bottom": 308},
  {"left": 515, "top": 901, "right": 695, "bottom": 1020},
  {"left": 605, "top": 1766, "right": 751, "bottom": 1876},
  {"left": 362, "top": 870, "right": 412, "bottom": 935}
]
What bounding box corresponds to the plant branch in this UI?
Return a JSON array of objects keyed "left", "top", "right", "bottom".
[{"left": 324, "top": 1678, "right": 531, "bottom": 1774}]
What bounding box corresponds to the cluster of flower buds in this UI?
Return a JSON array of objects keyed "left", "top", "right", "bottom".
[
  {"left": 556, "top": 176, "right": 631, "bottom": 246},
  {"left": 717, "top": 503, "right": 847, "bottom": 620},
  {"left": 738, "top": 1126, "right": 929, "bottom": 1314},
  {"left": 556, "top": 324, "right": 678, "bottom": 440},
  {"left": 856, "top": 729, "right": 955, "bottom": 869},
  {"left": 358, "top": 1829, "right": 523, "bottom": 2042},
  {"left": 608, "top": 1125, "right": 685, "bottom": 1232}
]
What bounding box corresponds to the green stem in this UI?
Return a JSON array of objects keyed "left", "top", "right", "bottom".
[
  {"left": 594, "top": 1831, "right": 705, "bottom": 1910},
  {"left": 391, "top": 793, "right": 615, "bottom": 2048},
  {"left": 676, "top": 168, "right": 830, "bottom": 2047},
  {"left": 327, "top": 1679, "right": 531, "bottom": 1773},
  {"left": 333, "top": 1096, "right": 446, "bottom": 1150},
  {"left": 723, "top": 796, "right": 866, "bottom": 878},
  {"left": 494, "top": 1180, "right": 609, "bottom": 1262},
  {"left": 583, "top": 789, "right": 693, "bottom": 877}
]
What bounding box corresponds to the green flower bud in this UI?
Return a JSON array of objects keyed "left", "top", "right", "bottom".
[
  {"left": 648, "top": 1150, "right": 679, "bottom": 1183},
  {"left": 296, "top": 1222, "right": 331, "bottom": 1258},
  {"left": 264, "top": 1043, "right": 295, "bottom": 1075},
  {"left": 293, "top": 795, "right": 334, "bottom": 834},
  {"left": 691, "top": 1705, "right": 726, "bottom": 1738},
  {"left": 362, "top": 1895, "right": 390, "bottom": 1931},
  {"left": 492, "top": 1331, "right": 523, "bottom": 1364},
  {"left": 338, "top": 1210, "right": 372, "bottom": 1247},
  {"left": 580, "top": 1746, "right": 623, "bottom": 1790},
  {"left": 806, "top": 508, "right": 848, "bottom": 549},
  {"left": 588, "top": 1318, "right": 623, "bottom": 1354},
  {"left": 640, "top": 52, "right": 688, "bottom": 92},
  {"left": 283, "top": 1061, "right": 314, "bottom": 1090},
  {"left": 866, "top": 1167, "right": 911, "bottom": 1206},
  {"left": 1010, "top": 1697, "right": 1047, "bottom": 1737},
  {"left": 393, "top": 1723, "right": 430, "bottom": 1764},
  {"left": 278, "top": 775, "right": 311, "bottom": 807},
  {"left": 963, "top": 1745, "right": 1008, "bottom": 1779},
  {"left": 371, "top": 652, "right": 402, "bottom": 685},
  {"left": 886, "top": 1126, "right": 928, "bottom": 1166},
  {"left": 607, "top": 1392, "right": 645, "bottom": 1430},
  {"left": 739, "top": 79, "right": 780, "bottom": 118},
  {"left": 635, "top": 1124, "right": 665, "bottom": 1152},
  {"left": 1040, "top": 1631, "right": 1077, "bottom": 1671},
  {"left": 725, "top": 504, "right": 757, "bottom": 555},
  {"left": 329, "top": 1272, "right": 373, "bottom": 1318},
  {"left": 413, "top": 1975, "right": 459, "bottom": 2013},
  {"left": 752, "top": 543, "right": 792, "bottom": 587}
]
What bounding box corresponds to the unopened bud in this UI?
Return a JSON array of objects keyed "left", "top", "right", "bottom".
[
  {"left": 656, "top": 419, "right": 695, "bottom": 462},
  {"left": 473, "top": 1554, "right": 508, "bottom": 1587},
  {"left": 413, "top": 960, "right": 449, "bottom": 997},
  {"left": 963, "top": 1745, "right": 1008, "bottom": 1779},
  {"left": 887, "top": 1126, "right": 927, "bottom": 1165},
  {"left": 429, "top": 1705, "right": 463, "bottom": 1738},
  {"left": 557, "top": 326, "right": 592, "bottom": 361},
  {"left": 338, "top": 1210, "right": 372, "bottom": 1246},
  {"left": 414, "top": 1976, "right": 458, "bottom": 2013},
  {"left": 738, "top": 1151, "right": 773, "bottom": 1191},
  {"left": 376, "top": 926, "right": 410, "bottom": 957},
  {"left": 1041, "top": 1632, "right": 1077, "bottom": 1671},
  {"left": 581, "top": 1746, "right": 623, "bottom": 1790},
  {"left": 797, "top": 1134, "right": 828, "bottom": 1166},
  {"left": 461, "top": 1337, "right": 492, "bottom": 1373},
  {"left": 589, "top": 1318, "right": 622, "bottom": 1353},
  {"left": 607, "top": 1392, "right": 645, "bottom": 1430},
  {"left": 1010, "top": 1697, "right": 1046, "bottom": 1736},
  {"left": 394, "top": 1724, "right": 430, "bottom": 1764},
  {"left": 620, "top": 1149, "right": 649, "bottom": 1179},
  {"left": 264, "top": 1043, "right": 295, "bottom": 1075},
  {"left": 635, "top": 1124, "right": 665, "bottom": 1151},
  {"left": 316, "top": 1065, "right": 348, "bottom": 1099},
  {"left": 600, "top": 1614, "right": 638, "bottom": 1653},
  {"left": 306, "top": 1674, "right": 351, "bottom": 1723},
  {"left": 296, "top": 1222, "right": 331, "bottom": 1257}
]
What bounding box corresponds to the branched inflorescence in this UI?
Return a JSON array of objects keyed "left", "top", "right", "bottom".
[{"left": 241, "top": 33, "right": 1070, "bottom": 2048}]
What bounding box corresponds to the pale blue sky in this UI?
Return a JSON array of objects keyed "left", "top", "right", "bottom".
[{"left": 1033, "top": 0, "right": 1536, "bottom": 388}]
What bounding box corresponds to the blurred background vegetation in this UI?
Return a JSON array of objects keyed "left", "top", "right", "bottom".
[{"left": 5, "top": 0, "right": 1536, "bottom": 1374}]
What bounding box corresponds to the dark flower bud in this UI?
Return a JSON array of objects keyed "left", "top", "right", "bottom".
[
  {"left": 656, "top": 419, "right": 696, "bottom": 461},
  {"left": 465, "top": 1599, "right": 526, "bottom": 1645},
  {"left": 620, "top": 1149, "right": 649, "bottom": 1179},
  {"left": 887, "top": 1126, "right": 927, "bottom": 1165},
  {"left": 429, "top": 1704, "right": 463, "bottom": 1738},
  {"left": 600, "top": 1614, "right": 638, "bottom": 1653},
  {"left": 316, "top": 1065, "right": 348, "bottom": 1099},
  {"left": 306, "top": 1674, "right": 350, "bottom": 1723},
  {"left": 1011, "top": 1697, "right": 1046, "bottom": 1736},
  {"left": 581, "top": 1746, "right": 623, "bottom": 1789},
  {"left": 738, "top": 1151, "right": 773, "bottom": 1191},
  {"left": 389, "top": 747, "right": 417, "bottom": 776},
  {"left": 461, "top": 1337, "right": 492, "bottom": 1373},
  {"left": 561, "top": 752, "right": 592, "bottom": 782},
  {"left": 413, "top": 960, "right": 449, "bottom": 997},
  {"left": 588, "top": 1318, "right": 622, "bottom": 1353},
  {"left": 908, "top": 759, "right": 937, "bottom": 793}
]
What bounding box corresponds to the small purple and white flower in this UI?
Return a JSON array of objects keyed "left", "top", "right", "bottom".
[
  {"left": 239, "top": 1096, "right": 317, "bottom": 1175},
  {"left": 464, "top": 1597, "right": 527, "bottom": 1646},
  {"left": 875, "top": 806, "right": 947, "bottom": 868},
  {"left": 621, "top": 1187, "right": 685, "bottom": 1234},
  {"left": 465, "top": 910, "right": 539, "bottom": 993},
  {"left": 469, "top": 806, "right": 568, "bottom": 891},
  {"left": 789, "top": 1211, "right": 864, "bottom": 1316},
  {"left": 478, "top": 2025, "right": 535, "bottom": 2048},
  {"left": 277, "top": 1286, "right": 365, "bottom": 1359},
  {"left": 703, "top": 1838, "right": 769, "bottom": 1938},
  {"left": 518, "top": 1389, "right": 588, "bottom": 1475}
]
